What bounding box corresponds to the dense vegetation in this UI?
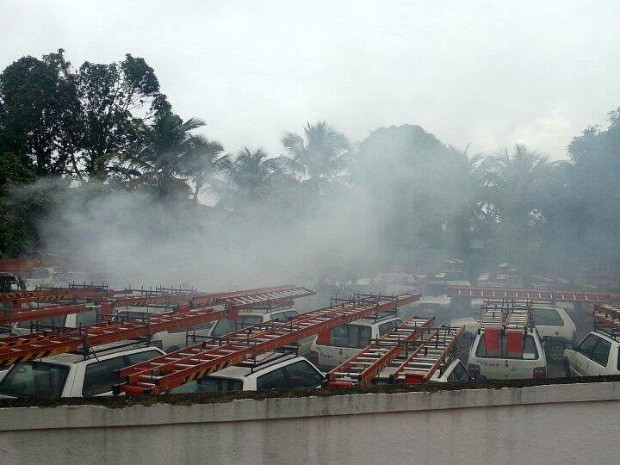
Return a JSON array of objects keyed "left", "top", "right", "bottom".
[{"left": 1, "top": 50, "right": 618, "bottom": 279}]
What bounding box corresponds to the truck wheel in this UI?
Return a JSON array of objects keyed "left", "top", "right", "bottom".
[
  {"left": 167, "top": 345, "right": 180, "bottom": 353},
  {"left": 547, "top": 340, "right": 565, "bottom": 363}
]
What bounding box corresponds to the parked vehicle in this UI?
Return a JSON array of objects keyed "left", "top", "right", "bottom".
[
  {"left": 451, "top": 304, "right": 576, "bottom": 362},
  {"left": 170, "top": 351, "right": 324, "bottom": 393},
  {"left": 0, "top": 343, "right": 165, "bottom": 399},
  {"left": 564, "top": 331, "right": 620, "bottom": 377},
  {"left": 375, "top": 357, "right": 471, "bottom": 384},
  {"left": 467, "top": 326, "right": 547, "bottom": 380},
  {"left": 147, "top": 306, "right": 305, "bottom": 353},
  {"left": 432, "top": 358, "right": 472, "bottom": 383},
  {"left": 310, "top": 313, "right": 403, "bottom": 368},
  {"left": 11, "top": 305, "right": 100, "bottom": 337},
  {"left": 531, "top": 306, "right": 576, "bottom": 361},
  {"left": 24, "top": 267, "right": 56, "bottom": 290}
]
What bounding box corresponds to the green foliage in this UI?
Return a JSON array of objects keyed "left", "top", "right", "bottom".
[
  {"left": 1, "top": 48, "right": 619, "bottom": 275},
  {"left": 280, "top": 121, "right": 350, "bottom": 194},
  {"left": 76, "top": 54, "right": 160, "bottom": 179},
  {"left": 0, "top": 50, "right": 79, "bottom": 176},
  {"left": 351, "top": 124, "right": 472, "bottom": 262}
]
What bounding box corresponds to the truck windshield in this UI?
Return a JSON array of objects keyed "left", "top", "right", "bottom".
[
  {"left": 475, "top": 334, "right": 539, "bottom": 360},
  {"left": 197, "top": 376, "right": 243, "bottom": 392},
  {"left": 0, "top": 362, "right": 70, "bottom": 398},
  {"left": 30, "top": 269, "right": 51, "bottom": 280}
]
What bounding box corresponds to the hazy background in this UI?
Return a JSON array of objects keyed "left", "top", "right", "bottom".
[{"left": 2, "top": 0, "right": 619, "bottom": 160}]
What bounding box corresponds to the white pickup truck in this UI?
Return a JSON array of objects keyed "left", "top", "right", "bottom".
[
  {"left": 564, "top": 331, "right": 620, "bottom": 377},
  {"left": 0, "top": 343, "right": 165, "bottom": 398}
]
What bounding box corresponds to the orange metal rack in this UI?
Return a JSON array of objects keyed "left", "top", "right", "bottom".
[
  {"left": 445, "top": 285, "right": 620, "bottom": 303},
  {"left": 326, "top": 316, "right": 435, "bottom": 387},
  {"left": 117, "top": 293, "right": 421, "bottom": 396}
]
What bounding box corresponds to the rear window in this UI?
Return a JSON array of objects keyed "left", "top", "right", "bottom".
[
  {"left": 211, "top": 316, "right": 262, "bottom": 337},
  {"left": 0, "top": 362, "right": 70, "bottom": 399},
  {"left": 379, "top": 319, "right": 402, "bottom": 336},
  {"left": 16, "top": 309, "right": 98, "bottom": 330},
  {"left": 475, "top": 334, "right": 539, "bottom": 360},
  {"left": 73, "top": 309, "right": 98, "bottom": 327},
  {"left": 16, "top": 315, "right": 67, "bottom": 330},
  {"left": 447, "top": 362, "right": 470, "bottom": 383},
  {"left": 197, "top": 377, "right": 243, "bottom": 393},
  {"left": 533, "top": 309, "right": 564, "bottom": 326},
  {"left": 329, "top": 325, "right": 372, "bottom": 349}
]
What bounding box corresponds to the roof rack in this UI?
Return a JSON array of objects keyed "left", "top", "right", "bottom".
[
  {"left": 589, "top": 304, "right": 620, "bottom": 340},
  {"left": 478, "top": 299, "right": 533, "bottom": 331},
  {"left": 116, "top": 293, "right": 421, "bottom": 396},
  {"left": 387, "top": 325, "right": 464, "bottom": 384},
  {"left": 0, "top": 285, "right": 317, "bottom": 367},
  {"left": 326, "top": 316, "right": 436, "bottom": 387},
  {"left": 0, "top": 308, "right": 232, "bottom": 367},
  {"left": 446, "top": 285, "right": 619, "bottom": 303},
  {"left": 0, "top": 303, "right": 98, "bottom": 326}
]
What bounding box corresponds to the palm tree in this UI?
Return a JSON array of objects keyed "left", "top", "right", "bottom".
[
  {"left": 126, "top": 109, "right": 207, "bottom": 200},
  {"left": 220, "top": 147, "right": 284, "bottom": 209},
  {"left": 479, "top": 144, "right": 549, "bottom": 268},
  {"left": 182, "top": 136, "right": 226, "bottom": 202},
  {"left": 280, "top": 121, "right": 350, "bottom": 193}
]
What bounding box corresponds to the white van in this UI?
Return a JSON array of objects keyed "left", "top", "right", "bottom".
[
  {"left": 170, "top": 352, "right": 324, "bottom": 393},
  {"left": 467, "top": 327, "right": 547, "bottom": 380},
  {"left": 310, "top": 314, "right": 403, "bottom": 368},
  {"left": 0, "top": 342, "right": 165, "bottom": 398}
]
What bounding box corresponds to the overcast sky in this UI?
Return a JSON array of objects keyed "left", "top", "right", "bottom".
[{"left": 2, "top": 0, "right": 619, "bottom": 160}]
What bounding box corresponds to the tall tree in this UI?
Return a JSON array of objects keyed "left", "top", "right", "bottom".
[
  {"left": 220, "top": 148, "right": 286, "bottom": 208},
  {"left": 351, "top": 124, "right": 472, "bottom": 265},
  {"left": 76, "top": 54, "right": 160, "bottom": 180},
  {"left": 0, "top": 50, "right": 79, "bottom": 176},
  {"left": 125, "top": 102, "right": 208, "bottom": 200},
  {"left": 182, "top": 136, "right": 226, "bottom": 202},
  {"left": 567, "top": 109, "right": 620, "bottom": 271},
  {"left": 478, "top": 144, "right": 549, "bottom": 269}
]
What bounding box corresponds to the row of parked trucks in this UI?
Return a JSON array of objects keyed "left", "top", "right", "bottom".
[{"left": 1, "top": 282, "right": 619, "bottom": 399}]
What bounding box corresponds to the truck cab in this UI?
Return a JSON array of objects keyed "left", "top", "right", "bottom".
[
  {"left": 564, "top": 331, "right": 620, "bottom": 377},
  {"left": 170, "top": 351, "right": 324, "bottom": 393},
  {"left": 0, "top": 342, "right": 165, "bottom": 399},
  {"left": 310, "top": 313, "right": 403, "bottom": 369}
]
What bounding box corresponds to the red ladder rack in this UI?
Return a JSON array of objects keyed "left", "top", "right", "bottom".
[
  {"left": 387, "top": 325, "right": 464, "bottom": 384},
  {"left": 326, "top": 316, "right": 435, "bottom": 387},
  {"left": 0, "top": 303, "right": 97, "bottom": 325},
  {"left": 1, "top": 288, "right": 114, "bottom": 305},
  {"left": 111, "top": 285, "right": 314, "bottom": 308},
  {"left": 222, "top": 287, "right": 316, "bottom": 309},
  {"left": 589, "top": 304, "right": 620, "bottom": 337},
  {"left": 445, "top": 285, "right": 620, "bottom": 303},
  {"left": 0, "top": 308, "right": 233, "bottom": 367},
  {"left": 118, "top": 293, "right": 421, "bottom": 396}
]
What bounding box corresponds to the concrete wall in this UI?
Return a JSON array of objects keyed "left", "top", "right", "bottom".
[{"left": 2, "top": 382, "right": 620, "bottom": 465}]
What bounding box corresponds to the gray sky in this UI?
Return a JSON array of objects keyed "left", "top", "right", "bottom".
[{"left": 2, "top": 0, "right": 619, "bottom": 160}]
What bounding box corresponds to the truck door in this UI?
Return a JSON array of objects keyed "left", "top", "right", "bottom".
[{"left": 574, "top": 334, "right": 599, "bottom": 376}]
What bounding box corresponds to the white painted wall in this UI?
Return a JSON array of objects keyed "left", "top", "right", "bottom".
[{"left": 1, "top": 382, "right": 620, "bottom": 465}]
